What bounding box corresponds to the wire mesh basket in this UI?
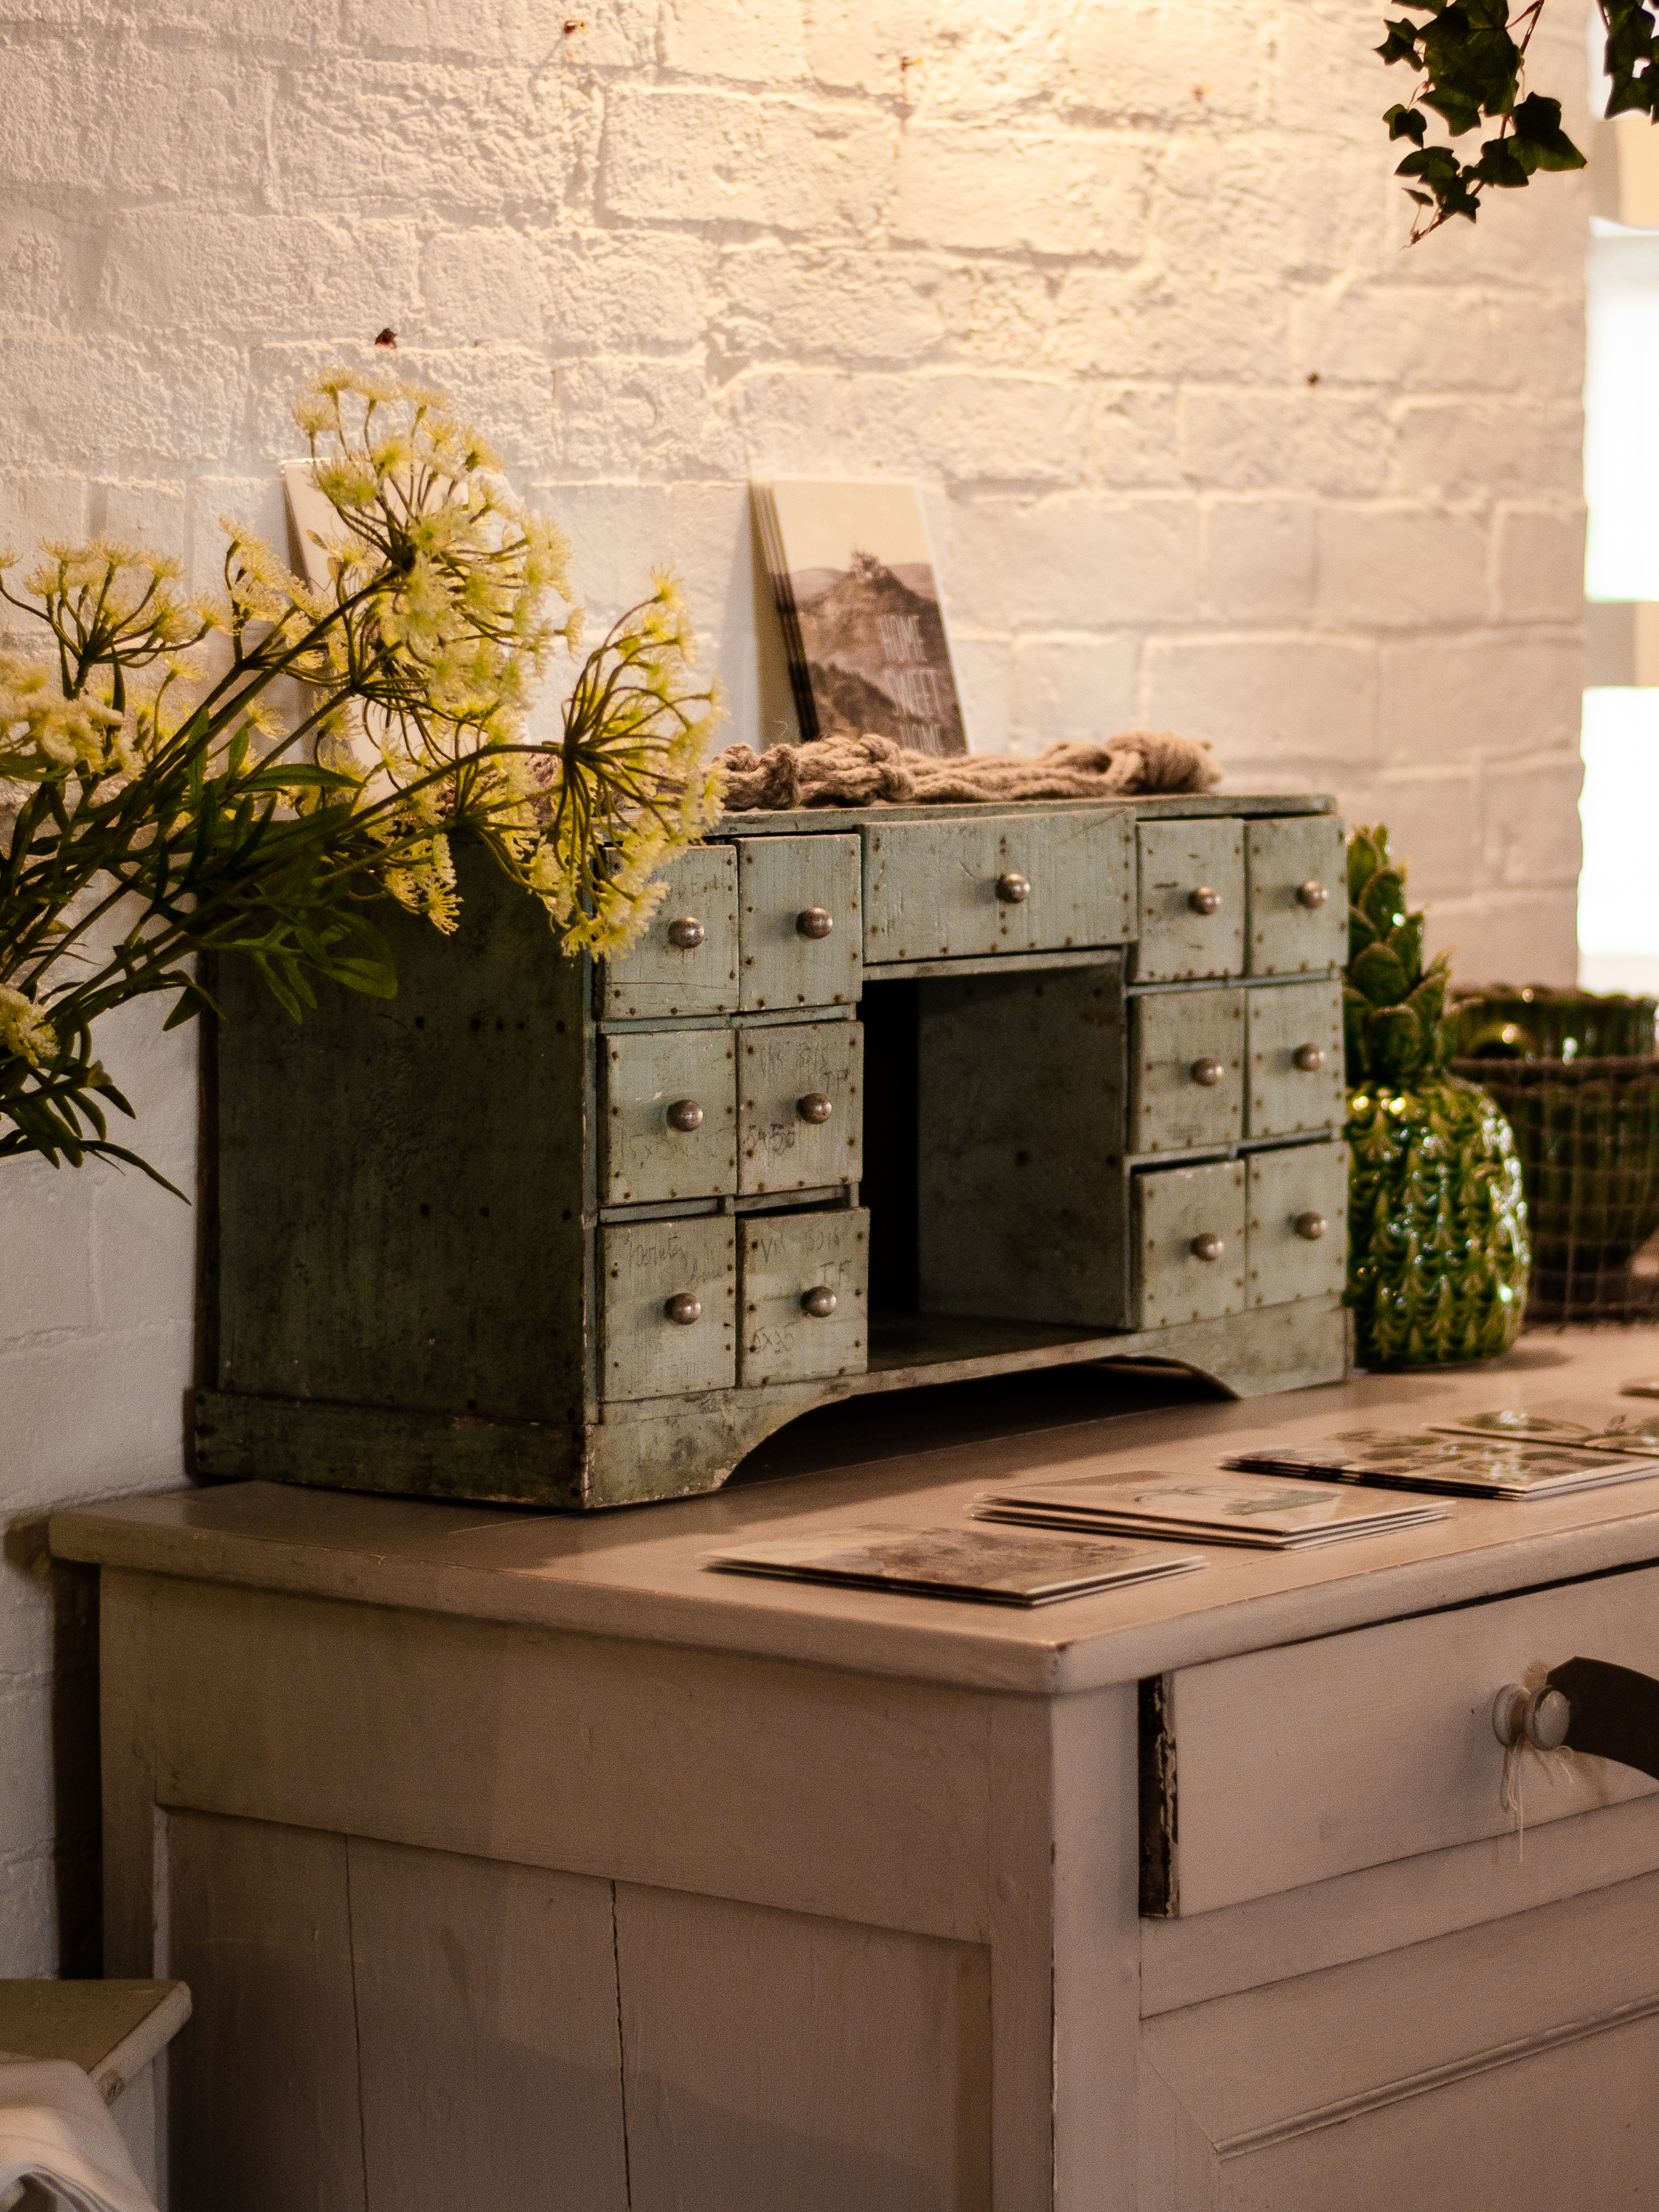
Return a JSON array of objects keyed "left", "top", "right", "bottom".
[{"left": 1449, "top": 1056, "right": 1659, "bottom": 1323}]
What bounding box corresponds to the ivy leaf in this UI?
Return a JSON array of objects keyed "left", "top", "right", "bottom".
[
  {"left": 1377, "top": 18, "right": 1426, "bottom": 65},
  {"left": 1385, "top": 102, "right": 1428, "bottom": 142},
  {"left": 1509, "top": 92, "right": 1587, "bottom": 170}
]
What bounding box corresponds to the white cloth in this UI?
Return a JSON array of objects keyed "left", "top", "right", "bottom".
[{"left": 0, "top": 2060, "right": 157, "bottom": 2212}]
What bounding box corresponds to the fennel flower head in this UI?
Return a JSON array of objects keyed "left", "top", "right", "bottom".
[{"left": 290, "top": 367, "right": 723, "bottom": 950}]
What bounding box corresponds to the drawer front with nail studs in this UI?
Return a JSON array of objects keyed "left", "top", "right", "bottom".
[
  {"left": 1246, "top": 977, "right": 1346, "bottom": 1138},
  {"left": 737, "top": 834, "right": 863, "bottom": 1009},
  {"left": 602, "top": 1215, "right": 737, "bottom": 1402},
  {"left": 1135, "top": 821, "right": 1246, "bottom": 982},
  {"left": 597, "top": 845, "right": 739, "bottom": 1019},
  {"left": 737, "top": 1021, "right": 863, "bottom": 1195},
  {"left": 602, "top": 1029, "right": 737, "bottom": 1206},
  {"left": 738, "top": 1207, "right": 869, "bottom": 1387},
  {"left": 863, "top": 812, "right": 1135, "bottom": 964},
  {"left": 1130, "top": 989, "right": 1246, "bottom": 1155}
]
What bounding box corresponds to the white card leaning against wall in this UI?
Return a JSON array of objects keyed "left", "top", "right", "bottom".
[{"left": 278, "top": 459, "right": 341, "bottom": 593}]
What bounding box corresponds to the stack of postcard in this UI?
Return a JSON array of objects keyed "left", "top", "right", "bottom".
[
  {"left": 1426, "top": 1402, "right": 1659, "bottom": 1455},
  {"left": 974, "top": 1470, "right": 1445, "bottom": 1551},
  {"left": 704, "top": 1523, "right": 1202, "bottom": 1607},
  {"left": 751, "top": 479, "right": 969, "bottom": 756},
  {"left": 1222, "top": 1427, "right": 1659, "bottom": 1500}
]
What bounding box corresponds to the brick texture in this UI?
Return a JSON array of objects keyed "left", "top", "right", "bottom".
[{"left": 0, "top": 0, "right": 1589, "bottom": 1970}]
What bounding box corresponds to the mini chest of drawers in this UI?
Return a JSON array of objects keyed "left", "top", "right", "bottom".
[{"left": 199, "top": 793, "right": 1352, "bottom": 1508}]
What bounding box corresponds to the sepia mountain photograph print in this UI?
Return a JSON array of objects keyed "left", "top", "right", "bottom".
[{"left": 759, "top": 478, "right": 969, "bottom": 755}]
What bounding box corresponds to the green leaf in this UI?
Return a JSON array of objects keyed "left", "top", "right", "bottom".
[
  {"left": 1377, "top": 19, "right": 1425, "bottom": 66},
  {"left": 1361, "top": 867, "right": 1408, "bottom": 936},
  {"left": 1349, "top": 905, "right": 1379, "bottom": 961},
  {"left": 1508, "top": 92, "right": 1587, "bottom": 171},
  {"left": 1351, "top": 939, "right": 1411, "bottom": 1008},
  {"left": 1365, "top": 1004, "right": 1427, "bottom": 1077},
  {"left": 1388, "top": 909, "right": 1427, "bottom": 984},
  {"left": 1385, "top": 102, "right": 1428, "bottom": 143},
  {"left": 1348, "top": 824, "right": 1388, "bottom": 902}
]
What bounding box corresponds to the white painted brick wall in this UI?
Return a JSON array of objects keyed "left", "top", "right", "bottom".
[{"left": 0, "top": 0, "right": 1589, "bottom": 1971}]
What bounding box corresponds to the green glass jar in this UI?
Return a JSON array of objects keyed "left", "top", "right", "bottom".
[{"left": 1453, "top": 985, "right": 1657, "bottom": 1063}]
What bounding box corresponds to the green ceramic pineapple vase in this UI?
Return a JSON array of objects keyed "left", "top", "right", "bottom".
[{"left": 1343, "top": 828, "right": 1530, "bottom": 1368}]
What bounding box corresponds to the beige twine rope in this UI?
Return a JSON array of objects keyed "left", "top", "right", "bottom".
[{"left": 715, "top": 730, "right": 1222, "bottom": 811}]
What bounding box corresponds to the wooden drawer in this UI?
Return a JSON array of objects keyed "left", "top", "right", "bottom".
[
  {"left": 602, "top": 1030, "right": 736, "bottom": 1206},
  {"left": 738, "top": 1207, "right": 869, "bottom": 1385},
  {"left": 1247, "top": 813, "right": 1346, "bottom": 976},
  {"left": 1144, "top": 1565, "right": 1659, "bottom": 1917},
  {"left": 602, "top": 1215, "right": 736, "bottom": 1401},
  {"left": 597, "top": 846, "right": 739, "bottom": 1018},
  {"left": 863, "top": 813, "right": 1133, "bottom": 964},
  {"left": 1130, "top": 988, "right": 1245, "bottom": 1155},
  {"left": 1135, "top": 821, "right": 1245, "bottom": 982},
  {"left": 1245, "top": 1141, "right": 1347, "bottom": 1309},
  {"left": 737, "top": 835, "right": 862, "bottom": 1011},
  {"left": 737, "top": 1020, "right": 863, "bottom": 1196},
  {"left": 1135, "top": 1159, "right": 1245, "bottom": 1329},
  {"left": 1245, "top": 976, "right": 1345, "bottom": 1138}
]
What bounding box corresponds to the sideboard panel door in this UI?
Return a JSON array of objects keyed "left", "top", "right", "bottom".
[
  {"left": 166, "top": 1811, "right": 366, "bottom": 2212},
  {"left": 598, "top": 846, "right": 740, "bottom": 1018},
  {"left": 739, "top": 834, "right": 863, "bottom": 1009},
  {"left": 614, "top": 1884, "right": 992, "bottom": 2212},
  {"left": 602, "top": 1217, "right": 737, "bottom": 1400},
  {"left": 349, "top": 1838, "right": 629, "bottom": 2212}
]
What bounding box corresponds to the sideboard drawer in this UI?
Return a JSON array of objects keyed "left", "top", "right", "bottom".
[
  {"left": 1247, "top": 813, "right": 1346, "bottom": 975},
  {"left": 737, "top": 1021, "right": 863, "bottom": 1195},
  {"left": 597, "top": 846, "right": 739, "bottom": 1018},
  {"left": 737, "top": 835, "right": 862, "bottom": 1010},
  {"left": 1135, "top": 821, "right": 1245, "bottom": 982},
  {"left": 1130, "top": 989, "right": 1245, "bottom": 1155},
  {"left": 738, "top": 1207, "right": 869, "bottom": 1385},
  {"left": 1246, "top": 977, "right": 1345, "bottom": 1138},
  {"left": 1144, "top": 1565, "right": 1659, "bottom": 1917},
  {"left": 1245, "top": 1141, "right": 1347, "bottom": 1308},
  {"left": 1135, "top": 1159, "right": 1246, "bottom": 1329},
  {"left": 602, "top": 1030, "right": 737, "bottom": 1206},
  {"left": 863, "top": 813, "right": 1132, "bottom": 964},
  {"left": 602, "top": 1216, "right": 737, "bottom": 1401}
]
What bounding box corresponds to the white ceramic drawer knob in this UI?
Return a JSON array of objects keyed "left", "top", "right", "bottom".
[
  {"left": 667, "top": 1098, "right": 704, "bottom": 1133},
  {"left": 996, "top": 871, "right": 1030, "bottom": 904},
  {"left": 1190, "top": 1232, "right": 1225, "bottom": 1262},
  {"left": 1294, "top": 1211, "right": 1326, "bottom": 1240},
  {"left": 1293, "top": 1043, "right": 1326, "bottom": 1073},
  {"left": 1188, "top": 886, "right": 1222, "bottom": 917},
  {"left": 800, "top": 1285, "right": 838, "bottom": 1318},
  {"left": 796, "top": 1091, "right": 833, "bottom": 1124},
  {"left": 1492, "top": 1683, "right": 1571, "bottom": 1751},
  {"left": 1189, "top": 1057, "right": 1225, "bottom": 1088},
  {"left": 796, "top": 906, "right": 834, "bottom": 939},
  {"left": 667, "top": 915, "right": 705, "bottom": 950},
  {"left": 1297, "top": 879, "right": 1328, "bottom": 909},
  {"left": 664, "top": 1293, "right": 703, "bottom": 1326}
]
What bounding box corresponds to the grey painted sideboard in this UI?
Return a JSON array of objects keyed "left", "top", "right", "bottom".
[
  {"left": 54, "top": 1329, "right": 1659, "bottom": 2211},
  {"left": 198, "top": 791, "right": 1351, "bottom": 1509}
]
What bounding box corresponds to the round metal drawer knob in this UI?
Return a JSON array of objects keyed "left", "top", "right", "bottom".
[
  {"left": 797, "top": 1091, "right": 833, "bottom": 1124},
  {"left": 1297, "top": 879, "right": 1329, "bottom": 910},
  {"left": 801, "top": 1285, "right": 838, "bottom": 1318},
  {"left": 1190, "top": 1232, "right": 1225, "bottom": 1262},
  {"left": 667, "top": 915, "right": 705, "bottom": 950},
  {"left": 1188, "top": 886, "right": 1221, "bottom": 917},
  {"left": 1492, "top": 1683, "right": 1571, "bottom": 1752},
  {"left": 667, "top": 1098, "right": 704, "bottom": 1133},
  {"left": 996, "top": 871, "right": 1031, "bottom": 905},
  {"left": 1294, "top": 1211, "right": 1326, "bottom": 1241},
  {"left": 1293, "top": 1043, "right": 1326, "bottom": 1073},
  {"left": 1189, "top": 1056, "right": 1225, "bottom": 1088},
  {"left": 796, "top": 906, "right": 834, "bottom": 939},
  {"left": 664, "top": 1293, "right": 703, "bottom": 1326}
]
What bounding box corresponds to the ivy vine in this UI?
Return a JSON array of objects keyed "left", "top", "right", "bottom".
[{"left": 1379, "top": 1, "right": 1659, "bottom": 240}]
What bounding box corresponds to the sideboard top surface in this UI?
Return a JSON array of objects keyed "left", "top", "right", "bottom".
[
  {"left": 54, "top": 1331, "right": 1659, "bottom": 1696},
  {"left": 714, "top": 790, "right": 1336, "bottom": 835}
]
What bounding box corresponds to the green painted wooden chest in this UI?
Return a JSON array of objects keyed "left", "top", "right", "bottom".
[{"left": 198, "top": 793, "right": 1350, "bottom": 1508}]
